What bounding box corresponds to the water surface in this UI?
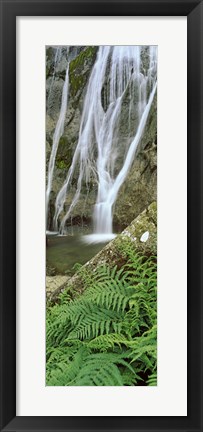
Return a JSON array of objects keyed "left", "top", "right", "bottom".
[{"left": 46, "top": 235, "right": 109, "bottom": 275}]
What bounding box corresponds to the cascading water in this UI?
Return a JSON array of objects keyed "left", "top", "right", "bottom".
[
  {"left": 46, "top": 55, "right": 69, "bottom": 230},
  {"left": 52, "top": 46, "right": 157, "bottom": 241}
]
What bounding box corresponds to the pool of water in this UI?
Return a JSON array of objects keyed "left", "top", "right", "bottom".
[{"left": 46, "top": 234, "right": 111, "bottom": 275}]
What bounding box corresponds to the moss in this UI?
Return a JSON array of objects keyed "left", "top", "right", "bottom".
[
  {"left": 69, "top": 46, "right": 98, "bottom": 97},
  {"left": 118, "top": 202, "right": 157, "bottom": 256},
  {"left": 55, "top": 136, "right": 73, "bottom": 170},
  {"left": 70, "top": 75, "right": 86, "bottom": 97},
  {"left": 147, "top": 201, "right": 157, "bottom": 225},
  {"left": 56, "top": 160, "right": 68, "bottom": 169},
  {"left": 57, "top": 136, "right": 67, "bottom": 147},
  {"left": 55, "top": 157, "right": 71, "bottom": 170},
  {"left": 69, "top": 46, "right": 97, "bottom": 71}
]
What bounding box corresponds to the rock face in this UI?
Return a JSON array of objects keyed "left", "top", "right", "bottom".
[
  {"left": 47, "top": 202, "right": 157, "bottom": 303},
  {"left": 46, "top": 46, "right": 157, "bottom": 230},
  {"left": 114, "top": 95, "right": 157, "bottom": 228},
  {"left": 46, "top": 46, "right": 98, "bottom": 228},
  {"left": 46, "top": 275, "right": 70, "bottom": 298}
]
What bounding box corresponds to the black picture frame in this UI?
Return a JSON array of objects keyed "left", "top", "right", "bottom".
[{"left": 0, "top": 0, "right": 202, "bottom": 431}]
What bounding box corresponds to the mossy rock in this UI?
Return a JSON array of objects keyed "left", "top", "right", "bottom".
[
  {"left": 119, "top": 201, "right": 157, "bottom": 256},
  {"left": 55, "top": 136, "right": 73, "bottom": 170},
  {"left": 69, "top": 46, "right": 98, "bottom": 97}
]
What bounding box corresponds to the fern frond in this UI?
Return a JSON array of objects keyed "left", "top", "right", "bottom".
[
  {"left": 87, "top": 333, "right": 130, "bottom": 351},
  {"left": 67, "top": 306, "right": 122, "bottom": 340},
  {"left": 46, "top": 345, "right": 89, "bottom": 386},
  {"left": 74, "top": 360, "right": 123, "bottom": 386},
  {"left": 127, "top": 325, "right": 157, "bottom": 371},
  {"left": 147, "top": 372, "right": 157, "bottom": 386}
]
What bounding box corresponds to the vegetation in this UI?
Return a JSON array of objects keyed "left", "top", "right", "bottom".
[
  {"left": 46, "top": 238, "right": 157, "bottom": 386},
  {"left": 69, "top": 46, "right": 98, "bottom": 97},
  {"left": 55, "top": 137, "right": 72, "bottom": 170}
]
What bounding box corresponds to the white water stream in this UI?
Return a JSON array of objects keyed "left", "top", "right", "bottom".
[
  {"left": 46, "top": 59, "right": 69, "bottom": 228},
  {"left": 49, "top": 46, "right": 157, "bottom": 239}
]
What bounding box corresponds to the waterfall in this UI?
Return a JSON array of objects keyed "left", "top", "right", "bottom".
[
  {"left": 53, "top": 46, "right": 157, "bottom": 237},
  {"left": 46, "top": 60, "right": 69, "bottom": 229}
]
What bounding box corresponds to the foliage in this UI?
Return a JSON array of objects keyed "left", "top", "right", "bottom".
[{"left": 46, "top": 240, "right": 157, "bottom": 386}]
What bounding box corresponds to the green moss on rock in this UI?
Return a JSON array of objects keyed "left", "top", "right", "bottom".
[
  {"left": 69, "top": 46, "right": 98, "bottom": 97},
  {"left": 55, "top": 136, "right": 73, "bottom": 170}
]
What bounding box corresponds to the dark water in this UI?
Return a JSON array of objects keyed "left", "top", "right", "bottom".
[{"left": 46, "top": 235, "right": 109, "bottom": 275}]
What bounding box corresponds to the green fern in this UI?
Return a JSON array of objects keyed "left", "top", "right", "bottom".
[
  {"left": 46, "top": 246, "right": 157, "bottom": 386},
  {"left": 87, "top": 333, "right": 130, "bottom": 351},
  {"left": 147, "top": 372, "right": 157, "bottom": 386}
]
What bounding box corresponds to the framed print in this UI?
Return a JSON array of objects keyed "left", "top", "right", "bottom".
[{"left": 0, "top": 0, "right": 202, "bottom": 431}]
